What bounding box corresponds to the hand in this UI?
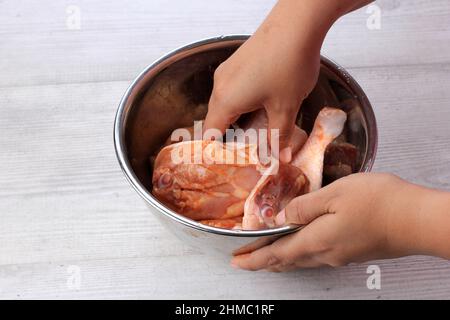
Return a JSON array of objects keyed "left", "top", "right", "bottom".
[
  {"left": 231, "top": 173, "right": 450, "bottom": 271},
  {"left": 204, "top": 0, "right": 373, "bottom": 155},
  {"left": 204, "top": 0, "right": 339, "bottom": 156}
]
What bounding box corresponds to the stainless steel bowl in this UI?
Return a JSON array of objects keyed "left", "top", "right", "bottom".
[{"left": 114, "top": 35, "right": 378, "bottom": 256}]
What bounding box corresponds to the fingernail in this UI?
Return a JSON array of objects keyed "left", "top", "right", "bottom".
[
  {"left": 279, "top": 147, "right": 292, "bottom": 163},
  {"left": 230, "top": 259, "right": 239, "bottom": 269},
  {"left": 275, "top": 209, "right": 286, "bottom": 225}
]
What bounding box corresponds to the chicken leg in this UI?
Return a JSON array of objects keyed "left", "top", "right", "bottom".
[{"left": 242, "top": 107, "right": 347, "bottom": 229}]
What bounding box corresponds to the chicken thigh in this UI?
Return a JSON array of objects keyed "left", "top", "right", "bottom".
[
  {"left": 152, "top": 140, "right": 262, "bottom": 221},
  {"left": 242, "top": 107, "right": 347, "bottom": 229},
  {"left": 152, "top": 107, "right": 347, "bottom": 230}
]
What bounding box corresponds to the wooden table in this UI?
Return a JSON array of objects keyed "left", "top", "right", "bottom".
[{"left": 0, "top": 0, "right": 449, "bottom": 299}]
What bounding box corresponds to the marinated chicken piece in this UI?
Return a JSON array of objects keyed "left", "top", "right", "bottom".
[
  {"left": 236, "top": 109, "right": 308, "bottom": 156},
  {"left": 200, "top": 217, "right": 243, "bottom": 229},
  {"left": 323, "top": 141, "right": 358, "bottom": 185},
  {"left": 152, "top": 109, "right": 307, "bottom": 224},
  {"left": 291, "top": 107, "right": 347, "bottom": 192},
  {"left": 243, "top": 162, "right": 309, "bottom": 229},
  {"left": 242, "top": 107, "right": 347, "bottom": 229},
  {"left": 152, "top": 140, "right": 262, "bottom": 220},
  {"left": 152, "top": 107, "right": 347, "bottom": 230}
]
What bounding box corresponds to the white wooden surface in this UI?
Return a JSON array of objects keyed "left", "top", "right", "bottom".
[{"left": 0, "top": 0, "right": 449, "bottom": 299}]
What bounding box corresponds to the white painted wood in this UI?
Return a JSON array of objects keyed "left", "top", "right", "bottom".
[
  {"left": 1, "top": 0, "right": 450, "bottom": 88},
  {"left": 0, "top": 0, "right": 449, "bottom": 299}
]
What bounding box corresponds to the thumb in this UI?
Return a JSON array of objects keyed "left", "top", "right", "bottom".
[
  {"left": 203, "top": 94, "right": 239, "bottom": 134},
  {"left": 267, "top": 106, "right": 299, "bottom": 161},
  {"left": 276, "top": 186, "right": 333, "bottom": 226}
]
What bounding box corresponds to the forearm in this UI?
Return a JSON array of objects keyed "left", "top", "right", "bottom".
[
  {"left": 253, "top": 0, "right": 374, "bottom": 61},
  {"left": 389, "top": 180, "right": 450, "bottom": 259},
  {"left": 415, "top": 188, "right": 450, "bottom": 259}
]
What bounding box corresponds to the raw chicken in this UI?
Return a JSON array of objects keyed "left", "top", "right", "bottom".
[
  {"left": 291, "top": 107, "right": 348, "bottom": 192},
  {"left": 152, "top": 140, "right": 262, "bottom": 221},
  {"left": 200, "top": 217, "right": 243, "bottom": 230},
  {"left": 152, "top": 107, "right": 347, "bottom": 230},
  {"left": 242, "top": 161, "right": 309, "bottom": 229},
  {"left": 242, "top": 107, "right": 347, "bottom": 229}
]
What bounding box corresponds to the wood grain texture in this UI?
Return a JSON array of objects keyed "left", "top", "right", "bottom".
[
  {"left": 1, "top": 0, "right": 450, "bottom": 88},
  {"left": 0, "top": 0, "right": 449, "bottom": 299}
]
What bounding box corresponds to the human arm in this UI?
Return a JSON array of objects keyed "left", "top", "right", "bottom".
[
  {"left": 231, "top": 173, "right": 450, "bottom": 271},
  {"left": 204, "top": 0, "right": 374, "bottom": 159}
]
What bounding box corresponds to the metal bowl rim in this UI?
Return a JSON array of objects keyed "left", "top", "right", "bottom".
[{"left": 113, "top": 34, "right": 378, "bottom": 238}]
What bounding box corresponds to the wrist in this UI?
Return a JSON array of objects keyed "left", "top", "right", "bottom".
[
  {"left": 258, "top": 0, "right": 342, "bottom": 54},
  {"left": 288, "top": 0, "right": 374, "bottom": 16},
  {"left": 387, "top": 179, "right": 450, "bottom": 259},
  {"left": 271, "top": 0, "right": 372, "bottom": 53},
  {"left": 413, "top": 188, "right": 450, "bottom": 259},
  {"left": 276, "top": 0, "right": 367, "bottom": 26}
]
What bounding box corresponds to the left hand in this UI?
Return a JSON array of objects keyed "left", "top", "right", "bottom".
[{"left": 231, "top": 173, "right": 428, "bottom": 271}]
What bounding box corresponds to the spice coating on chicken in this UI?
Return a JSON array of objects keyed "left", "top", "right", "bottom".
[
  {"left": 242, "top": 107, "right": 346, "bottom": 229},
  {"left": 152, "top": 140, "right": 262, "bottom": 220},
  {"left": 152, "top": 107, "right": 347, "bottom": 230},
  {"left": 242, "top": 162, "right": 309, "bottom": 229},
  {"left": 291, "top": 107, "right": 347, "bottom": 192}
]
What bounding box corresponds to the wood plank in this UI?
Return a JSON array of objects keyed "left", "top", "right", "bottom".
[
  {"left": 0, "top": 63, "right": 449, "bottom": 299},
  {"left": 1, "top": 0, "right": 450, "bottom": 88},
  {"left": 0, "top": 80, "right": 199, "bottom": 266},
  {"left": 0, "top": 255, "right": 449, "bottom": 299},
  {"left": 1, "top": 0, "right": 450, "bottom": 300},
  {"left": 349, "top": 63, "right": 450, "bottom": 190}
]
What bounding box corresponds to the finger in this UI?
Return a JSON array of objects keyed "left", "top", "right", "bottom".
[
  {"left": 231, "top": 230, "right": 309, "bottom": 271},
  {"left": 203, "top": 97, "right": 239, "bottom": 136},
  {"left": 266, "top": 106, "right": 299, "bottom": 159},
  {"left": 265, "top": 265, "right": 288, "bottom": 272},
  {"left": 231, "top": 247, "right": 279, "bottom": 271},
  {"left": 266, "top": 263, "right": 298, "bottom": 272},
  {"left": 278, "top": 127, "right": 307, "bottom": 163},
  {"left": 266, "top": 258, "right": 324, "bottom": 272},
  {"left": 290, "top": 126, "right": 308, "bottom": 155},
  {"left": 276, "top": 185, "right": 335, "bottom": 226},
  {"left": 279, "top": 146, "right": 292, "bottom": 163}
]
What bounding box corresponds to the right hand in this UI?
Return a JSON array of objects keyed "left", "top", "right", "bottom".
[
  {"left": 203, "top": 0, "right": 329, "bottom": 157},
  {"left": 203, "top": 0, "right": 374, "bottom": 156}
]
